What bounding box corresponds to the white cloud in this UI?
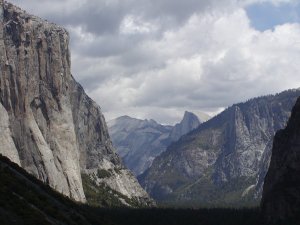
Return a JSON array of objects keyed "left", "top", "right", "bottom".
[
  {"left": 120, "top": 15, "right": 158, "bottom": 34},
  {"left": 87, "top": 8, "right": 300, "bottom": 124},
  {"left": 8, "top": 0, "right": 300, "bottom": 124}
]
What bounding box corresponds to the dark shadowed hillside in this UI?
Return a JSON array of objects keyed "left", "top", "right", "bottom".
[
  {"left": 262, "top": 97, "right": 300, "bottom": 224},
  {"left": 0, "top": 154, "right": 264, "bottom": 225},
  {"left": 0, "top": 154, "right": 96, "bottom": 225}
]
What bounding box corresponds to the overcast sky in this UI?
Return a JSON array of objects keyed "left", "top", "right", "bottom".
[{"left": 9, "top": 0, "right": 300, "bottom": 124}]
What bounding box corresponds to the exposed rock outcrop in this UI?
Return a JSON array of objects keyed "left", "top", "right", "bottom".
[
  {"left": 0, "top": 1, "right": 153, "bottom": 206},
  {"left": 108, "top": 112, "right": 201, "bottom": 176},
  {"left": 262, "top": 97, "right": 300, "bottom": 224},
  {"left": 139, "top": 90, "right": 300, "bottom": 207},
  {"left": 169, "top": 111, "right": 201, "bottom": 142}
]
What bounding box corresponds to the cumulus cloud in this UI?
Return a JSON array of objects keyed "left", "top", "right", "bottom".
[{"left": 9, "top": 0, "right": 300, "bottom": 124}]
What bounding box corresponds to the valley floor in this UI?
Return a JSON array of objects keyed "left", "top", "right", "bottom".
[
  {"left": 81, "top": 207, "right": 262, "bottom": 225},
  {"left": 0, "top": 155, "right": 266, "bottom": 225}
]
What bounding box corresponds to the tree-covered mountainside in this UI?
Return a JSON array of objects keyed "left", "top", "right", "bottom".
[
  {"left": 139, "top": 89, "right": 300, "bottom": 207},
  {"left": 0, "top": 154, "right": 264, "bottom": 225},
  {"left": 0, "top": 154, "right": 92, "bottom": 225},
  {"left": 262, "top": 97, "right": 300, "bottom": 224}
]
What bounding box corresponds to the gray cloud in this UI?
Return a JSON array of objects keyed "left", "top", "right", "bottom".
[{"left": 9, "top": 0, "right": 300, "bottom": 124}]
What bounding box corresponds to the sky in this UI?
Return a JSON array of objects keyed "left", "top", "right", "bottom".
[{"left": 9, "top": 0, "right": 300, "bottom": 125}]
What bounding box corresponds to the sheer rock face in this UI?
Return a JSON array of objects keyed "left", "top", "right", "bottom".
[
  {"left": 108, "top": 112, "right": 200, "bottom": 176},
  {"left": 0, "top": 1, "right": 152, "bottom": 205},
  {"left": 262, "top": 97, "right": 300, "bottom": 223},
  {"left": 169, "top": 111, "right": 201, "bottom": 142},
  {"left": 139, "top": 90, "right": 300, "bottom": 206}
]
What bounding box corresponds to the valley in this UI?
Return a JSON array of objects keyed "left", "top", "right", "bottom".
[
  {"left": 138, "top": 89, "right": 300, "bottom": 207},
  {"left": 1, "top": 0, "right": 300, "bottom": 224}
]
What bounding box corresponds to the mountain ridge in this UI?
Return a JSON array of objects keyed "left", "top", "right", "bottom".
[
  {"left": 139, "top": 89, "right": 300, "bottom": 207},
  {"left": 108, "top": 111, "right": 201, "bottom": 175}
]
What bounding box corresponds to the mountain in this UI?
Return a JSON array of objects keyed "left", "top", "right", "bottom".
[
  {"left": 108, "top": 112, "right": 201, "bottom": 176},
  {"left": 261, "top": 97, "right": 300, "bottom": 224},
  {"left": 0, "top": 1, "right": 153, "bottom": 207},
  {"left": 169, "top": 111, "right": 201, "bottom": 142},
  {"left": 0, "top": 154, "right": 95, "bottom": 225},
  {"left": 108, "top": 116, "right": 173, "bottom": 176},
  {"left": 139, "top": 89, "right": 300, "bottom": 207}
]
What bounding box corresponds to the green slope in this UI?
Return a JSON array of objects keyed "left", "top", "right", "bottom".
[{"left": 0, "top": 154, "right": 265, "bottom": 225}]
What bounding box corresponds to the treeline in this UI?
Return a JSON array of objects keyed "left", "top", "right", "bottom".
[
  {"left": 0, "top": 154, "right": 266, "bottom": 225},
  {"left": 80, "top": 207, "right": 263, "bottom": 225}
]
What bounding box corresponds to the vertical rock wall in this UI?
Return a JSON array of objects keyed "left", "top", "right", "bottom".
[
  {"left": 0, "top": 1, "right": 85, "bottom": 202},
  {"left": 0, "top": 1, "right": 153, "bottom": 206}
]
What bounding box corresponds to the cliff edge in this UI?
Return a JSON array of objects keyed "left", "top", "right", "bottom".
[{"left": 0, "top": 1, "right": 153, "bottom": 206}]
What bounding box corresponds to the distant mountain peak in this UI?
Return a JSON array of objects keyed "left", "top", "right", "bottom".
[
  {"left": 139, "top": 89, "right": 300, "bottom": 207},
  {"left": 108, "top": 111, "right": 202, "bottom": 176},
  {"left": 182, "top": 111, "right": 201, "bottom": 123},
  {"left": 184, "top": 110, "right": 197, "bottom": 118},
  {"left": 169, "top": 111, "right": 201, "bottom": 142}
]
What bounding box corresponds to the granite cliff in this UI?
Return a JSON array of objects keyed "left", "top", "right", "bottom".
[
  {"left": 0, "top": 1, "right": 152, "bottom": 206},
  {"left": 169, "top": 111, "right": 201, "bottom": 142},
  {"left": 139, "top": 90, "right": 300, "bottom": 207},
  {"left": 108, "top": 112, "right": 201, "bottom": 176},
  {"left": 262, "top": 97, "right": 300, "bottom": 224}
]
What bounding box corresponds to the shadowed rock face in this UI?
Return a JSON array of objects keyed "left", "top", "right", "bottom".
[
  {"left": 108, "top": 112, "right": 201, "bottom": 176},
  {"left": 139, "top": 90, "right": 300, "bottom": 207},
  {"left": 0, "top": 1, "right": 153, "bottom": 206},
  {"left": 169, "top": 111, "right": 201, "bottom": 142},
  {"left": 262, "top": 97, "right": 300, "bottom": 224}
]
